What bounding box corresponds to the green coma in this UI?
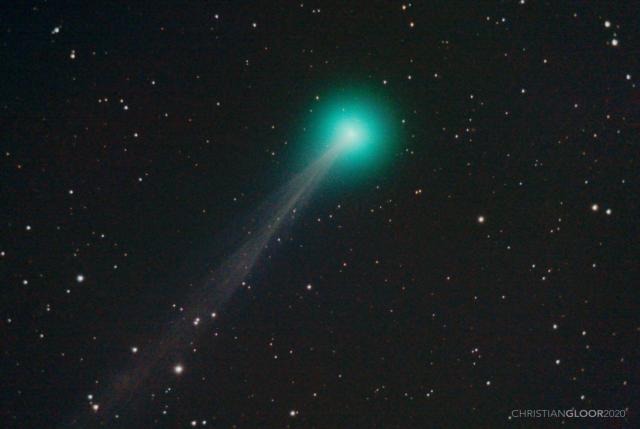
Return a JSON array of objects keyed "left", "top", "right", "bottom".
[{"left": 302, "top": 88, "right": 398, "bottom": 171}]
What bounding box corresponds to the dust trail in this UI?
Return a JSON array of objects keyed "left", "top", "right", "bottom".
[{"left": 67, "top": 145, "right": 342, "bottom": 426}]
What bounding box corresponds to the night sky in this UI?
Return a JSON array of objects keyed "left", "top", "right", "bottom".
[{"left": 2, "top": 1, "right": 638, "bottom": 428}]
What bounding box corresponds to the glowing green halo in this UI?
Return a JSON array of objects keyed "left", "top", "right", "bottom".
[{"left": 299, "top": 88, "right": 397, "bottom": 173}]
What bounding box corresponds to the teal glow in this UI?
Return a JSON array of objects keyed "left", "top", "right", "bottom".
[
  {"left": 300, "top": 88, "right": 397, "bottom": 172},
  {"left": 333, "top": 118, "right": 368, "bottom": 150}
]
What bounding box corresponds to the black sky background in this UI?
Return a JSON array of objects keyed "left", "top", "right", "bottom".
[{"left": 1, "top": 1, "right": 639, "bottom": 427}]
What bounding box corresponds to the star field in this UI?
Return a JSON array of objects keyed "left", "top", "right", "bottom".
[{"left": 1, "top": 1, "right": 638, "bottom": 427}]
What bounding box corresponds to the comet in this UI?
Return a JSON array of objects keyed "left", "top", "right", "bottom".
[{"left": 68, "top": 93, "right": 393, "bottom": 426}]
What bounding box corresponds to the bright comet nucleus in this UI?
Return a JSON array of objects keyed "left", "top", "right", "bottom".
[
  {"left": 334, "top": 118, "right": 368, "bottom": 150},
  {"left": 303, "top": 89, "right": 397, "bottom": 170}
]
